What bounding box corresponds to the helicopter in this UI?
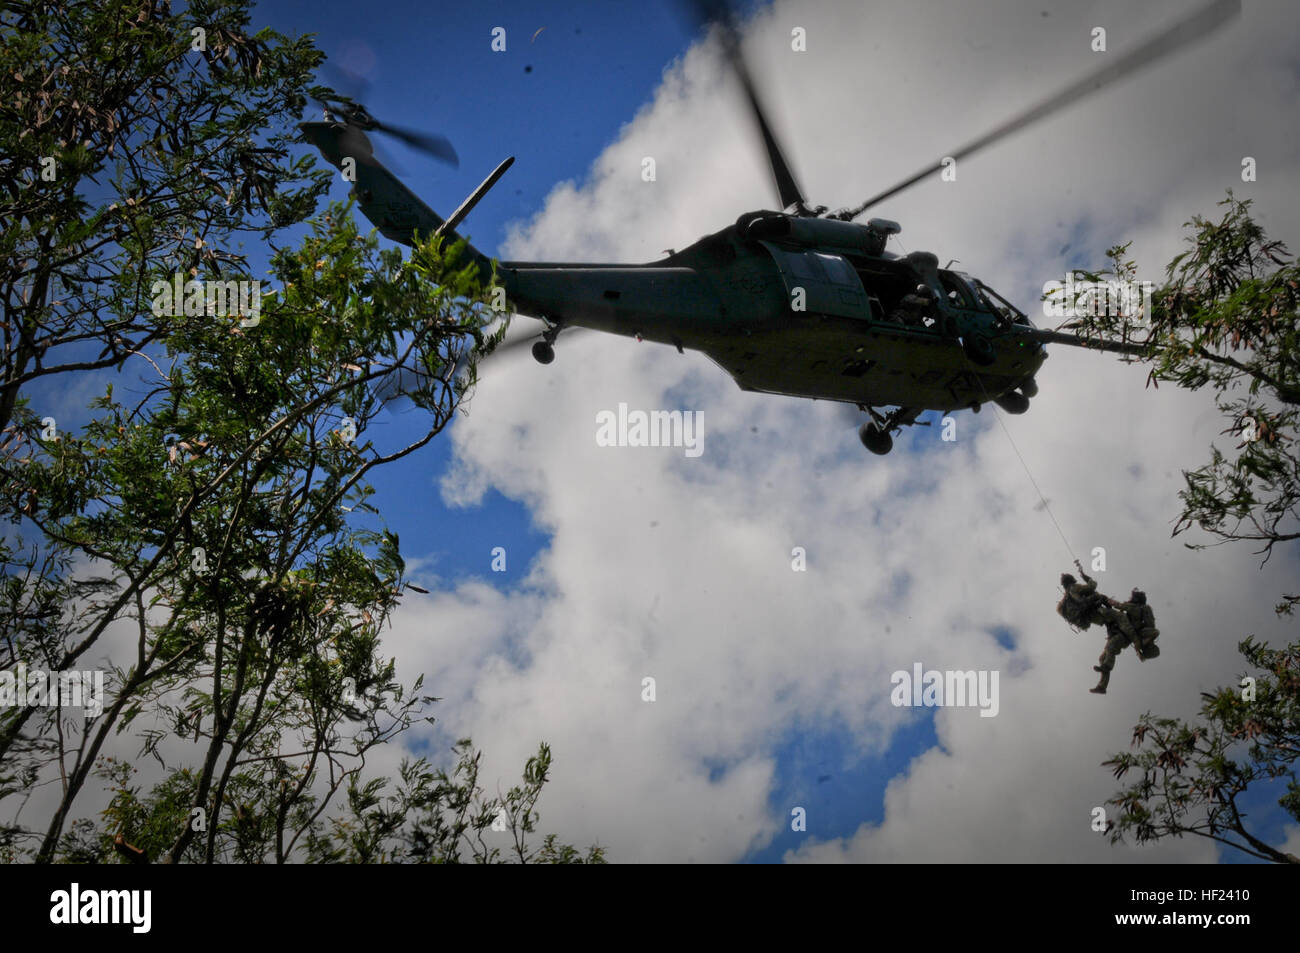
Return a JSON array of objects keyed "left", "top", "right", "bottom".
[{"left": 299, "top": 0, "right": 1240, "bottom": 455}]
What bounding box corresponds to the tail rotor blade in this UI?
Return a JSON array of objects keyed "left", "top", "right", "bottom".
[
  {"left": 313, "top": 58, "right": 460, "bottom": 169},
  {"left": 372, "top": 121, "right": 460, "bottom": 168},
  {"left": 321, "top": 61, "right": 373, "bottom": 105}
]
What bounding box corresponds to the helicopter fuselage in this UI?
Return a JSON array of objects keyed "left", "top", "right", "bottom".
[
  {"left": 499, "top": 213, "right": 1046, "bottom": 414},
  {"left": 298, "top": 0, "right": 1244, "bottom": 449},
  {"left": 301, "top": 118, "right": 1045, "bottom": 420}
]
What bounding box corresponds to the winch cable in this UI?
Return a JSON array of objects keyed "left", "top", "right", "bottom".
[{"left": 973, "top": 370, "right": 1079, "bottom": 567}]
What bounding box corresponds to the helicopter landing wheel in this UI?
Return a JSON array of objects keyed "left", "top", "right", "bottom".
[
  {"left": 858, "top": 422, "right": 893, "bottom": 455},
  {"left": 532, "top": 341, "right": 555, "bottom": 365},
  {"left": 962, "top": 334, "right": 997, "bottom": 366}
]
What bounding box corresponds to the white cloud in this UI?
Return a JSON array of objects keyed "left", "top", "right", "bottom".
[
  {"left": 1282, "top": 825, "right": 1300, "bottom": 861},
  {"left": 387, "top": 0, "right": 1300, "bottom": 862}
]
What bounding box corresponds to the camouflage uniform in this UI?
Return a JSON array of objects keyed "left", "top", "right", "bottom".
[
  {"left": 1058, "top": 569, "right": 1138, "bottom": 694},
  {"left": 1058, "top": 572, "right": 1135, "bottom": 638},
  {"left": 1057, "top": 572, "right": 1096, "bottom": 628},
  {"left": 1121, "top": 589, "right": 1160, "bottom": 659},
  {"left": 1091, "top": 623, "right": 1132, "bottom": 694},
  {"left": 892, "top": 284, "right": 937, "bottom": 327},
  {"left": 1090, "top": 589, "right": 1161, "bottom": 694}
]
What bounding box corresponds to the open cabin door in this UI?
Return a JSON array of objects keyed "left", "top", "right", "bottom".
[{"left": 758, "top": 242, "right": 871, "bottom": 320}]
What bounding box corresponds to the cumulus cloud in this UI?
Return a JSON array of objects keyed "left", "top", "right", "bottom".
[{"left": 386, "top": 0, "right": 1300, "bottom": 862}]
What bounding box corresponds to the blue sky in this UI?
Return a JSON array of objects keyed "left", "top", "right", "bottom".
[
  {"left": 255, "top": 0, "right": 708, "bottom": 589},
  {"left": 264, "top": 0, "right": 707, "bottom": 258}
]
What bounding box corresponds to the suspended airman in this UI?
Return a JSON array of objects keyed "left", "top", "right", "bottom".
[
  {"left": 1056, "top": 562, "right": 1148, "bottom": 694},
  {"left": 1090, "top": 617, "right": 1136, "bottom": 694},
  {"left": 1120, "top": 588, "right": 1160, "bottom": 659},
  {"left": 1057, "top": 564, "right": 1135, "bottom": 638}
]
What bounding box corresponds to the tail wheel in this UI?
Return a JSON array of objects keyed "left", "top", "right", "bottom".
[{"left": 532, "top": 341, "right": 555, "bottom": 364}]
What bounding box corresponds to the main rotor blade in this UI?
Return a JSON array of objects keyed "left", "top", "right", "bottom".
[
  {"left": 832, "top": 0, "right": 1241, "bottom": 221},
  {"left": 684, "top": 0, "right": 805, "bottom": 212}
]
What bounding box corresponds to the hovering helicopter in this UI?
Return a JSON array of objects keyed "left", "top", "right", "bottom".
[{"left": 300, "top": 0, "right": 1240, "bottom": 455}]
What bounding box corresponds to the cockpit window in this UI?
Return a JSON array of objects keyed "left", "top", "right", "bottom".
[
  {"left": 939, "top": 271, "right": 977, "bottom": 310},
  {"left": 972, "top": 284, "right": 997, "bottom": 313},
  {"left": 975, "top": 280, "right": 1031, "bottom": 326}
]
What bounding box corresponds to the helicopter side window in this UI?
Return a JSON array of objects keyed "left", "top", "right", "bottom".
[
  {"left": 813, "top": 253, "right": 859, "bottom": 288},
  {"left": 788, "top": 253, "right": 825, "bottom": 283},
  {"left": 759, "top": 243, "right": 870, "bottom": 319}
]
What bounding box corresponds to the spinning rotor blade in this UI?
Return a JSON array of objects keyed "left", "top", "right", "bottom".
[
  {"left": 321, "top": 61, "right": 373, "bottom": 104},
  {"left": 311, "top": 62, "right": 374, "bottom": 121},
  {"left": 683, "top": 0, "right": 806, "bottom": 212},
  {"left": 370, "top": 347, "right": 476, "bottom": 409},
  {"left": 832, "top": 0, "right": 1242, "bottom": 221},
  {"left": 370, "top": 365, "right": 438, "bottom": 410},
  {"left": 370, "top": 120, "right": 460, "bottom": 168},
  {"left": 486, "top": 325, "right": 594, "bottom": 360},
  {"left": 488, "top": 330, "right": 544, "bottom": 358},
  {"left": 313, "top": 61, "right": 459, "bottom": 168}
]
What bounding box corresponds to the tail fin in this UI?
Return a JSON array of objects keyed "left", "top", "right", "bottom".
[{"left": 300, "top": 121, "right": 492, "bottom": 277}]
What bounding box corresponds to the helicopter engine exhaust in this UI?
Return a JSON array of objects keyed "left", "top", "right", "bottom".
[{"left": 743, "top": 214, "right": 900, "bottom": 257}]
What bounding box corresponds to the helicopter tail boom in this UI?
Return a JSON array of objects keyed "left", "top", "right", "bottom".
[
  {"left": 504, "top": 266, "right": 718, "bottom": 341},
  {"left": 300, "top": 121, "right": 494, "bottom": 278}
]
